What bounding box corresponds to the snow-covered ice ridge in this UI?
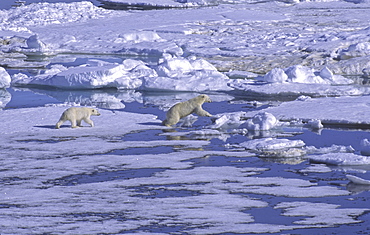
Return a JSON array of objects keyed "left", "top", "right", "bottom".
[{"left": 1, "top": 0, "right": 370, "bottom": 76}]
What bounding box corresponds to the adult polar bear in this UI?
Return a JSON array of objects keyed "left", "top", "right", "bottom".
[
  {"left": 162, "top": 94, "right": 212, "bottom": 127},
  {"left": 56, "top": 107, "right": 101, "bottom": 129}
]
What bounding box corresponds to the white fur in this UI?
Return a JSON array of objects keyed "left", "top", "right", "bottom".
[
  {"left": 55, "top": 107, "right": 100, "bottom": 129},
  {"left": 162, "top": 94, "right": 212, "bottom": 127}
]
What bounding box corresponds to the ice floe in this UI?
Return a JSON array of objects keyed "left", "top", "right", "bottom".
[
  {"left": 12, "top": 56, "right": 231, "bottom": 91},
  {"left": 0, "top": 67, "right": 10, "bottom": 88},
  {"left": 246, "top": 95, "right": 370, "bottom": 127},
  {"left": 347, "top": 175, "right": 370, "bottom": 185},
  {"left": 275, "top": 201, "right": 369, "bottom": 226},
  {"left": 238, "top": 137, "right": 306, "bottom": 158},
  {"left": 309, "top": 153, "right": 370, "bottom": 166}
]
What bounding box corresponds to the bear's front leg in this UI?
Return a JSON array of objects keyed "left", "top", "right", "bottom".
[
  {"left": 70, "top": 119, "right": 79, "bottom": 128},
  {"left": 194, "top": 107, "right": 212, "bottom": 117},
  {"left": 84, "top": 118, "right": 94, "bottom": 127},
  {"left": 55, "top": 120, "right": 64, "bottom": 129}
]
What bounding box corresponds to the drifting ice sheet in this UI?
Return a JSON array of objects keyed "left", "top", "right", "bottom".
[{"left": 12, "top": 56, "right": 231, "bottom": 91}]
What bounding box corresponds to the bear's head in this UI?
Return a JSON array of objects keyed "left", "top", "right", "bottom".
[
  {"left": 91, "top": 108, "right": 101, "bottom": 116},
  {"left": 199, "top": 94, "right": 211, "bottom": 103}
]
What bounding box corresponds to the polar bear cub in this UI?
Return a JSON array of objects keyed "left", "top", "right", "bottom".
[
  {"left": 162, "top": 94, "right": 212, "bottom": 127},
  {"left": 55, "top": 107, "right": 101, "bottom": 129}
]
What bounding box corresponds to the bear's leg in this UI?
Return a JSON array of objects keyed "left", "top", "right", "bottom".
[
  {"left": 163, "top": 111, "right": 181, "bottom": 127},
  {"left": 166, "top": 117, "right": 180, "bottom": 126},
  {"left": 70, "top": 119, "right": 79, "bottom": 128},
  {"left": 77, "top": 120, "right": 82, "bottom": 127},
  {"left": 55, "top": 120, "right": 64, "bottom": 129},
  {"left": 194, "top": 107, "right": 212, "bottom": 117},
  {"left": 83, "top": 117, "right": 94, "bottom": 127}
]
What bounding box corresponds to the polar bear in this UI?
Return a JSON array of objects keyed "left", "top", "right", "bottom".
[
  {"left": 55, "top": 107, "right": 101, "bottom": 129},
  {"left": 162, "top": 94, "right": 212, "bottom": 127}
]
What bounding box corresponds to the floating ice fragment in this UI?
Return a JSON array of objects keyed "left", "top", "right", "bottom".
[
  {"left": 309, "top": 153, "right": 370, "bottom": 166},
  {"left": 276, "top": 201, "right": 369, "bottom": 225},
  {"left": 245, "top": 112, "right": 277, "bottom": 131},
  {"left": 299, "top": 164, "right": 332, "bottom": 173},
  {"left": 0, "top": 67, "right": 11, "bottom": 88},
  {"left": 347, "top": 175, "right": 370, "bottom": 185},
  {"left": 306, "top": 119, "right": 323, "bottom": 129},
  {"left": 0, "top": 89, "right": 11, "bottom": 109},
  {"left": 240, "top": 138, "right": 305, "bottom": 151},
  {"left": 209, "top": 112, "right": 246, "bottom": 129},
  {"left": 305, "top": 144, "right": 355, "bottom": 155},
  {"left": 360, "top": 139, "right": 370, "bottom": 156}
]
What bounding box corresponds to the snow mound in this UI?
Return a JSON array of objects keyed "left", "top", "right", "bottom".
[
  {"left": 142, "top": 55, "right": 232, "bottom": 91},
  {"left": 0, "top": 1, "right": 112, "bottom": 30},
  {"left": 261, "top": 65, "right": 352, "bottom": 85},
  {"left": 244, "top": 112, "right": 277, "bottom": 131}
]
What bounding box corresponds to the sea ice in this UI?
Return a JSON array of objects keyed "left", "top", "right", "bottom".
[{"left": 246, "top": 95, "right": 370, "bottom": 127}]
